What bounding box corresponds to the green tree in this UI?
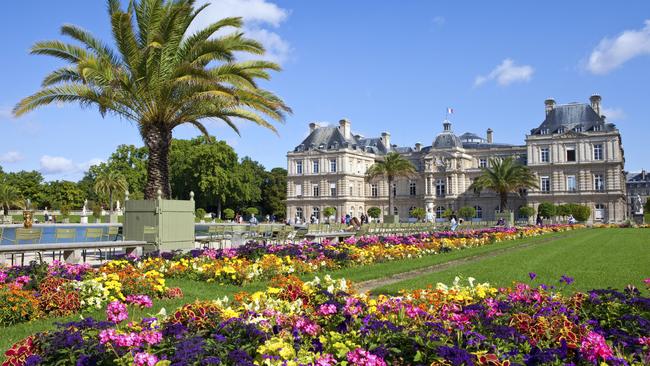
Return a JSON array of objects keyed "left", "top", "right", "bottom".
[
  {"left": 245, "top": 207, "right": 259, "bottom": 219},
  {"left": 223, "top": 208, "right": 235, "bottom": 221},
  {"left": 14, "top": 0, "right": 290, "bottom": 199},
  {"left": 195, "top": 208, "right": 206, "bottom": 220},
  {"left": 4, "top": 171, "right": 44, "bottom": 207},
  {"left": 469, "top": 156, "right": 538, "bottom": 212},
  {"left": 323, "top": 207, "right": 336, "bottom": 222},
  {"left": 367, "top": 207, "right": 381, "bottom": 219},
  {"left": 409, "top": 207, "right": 426, "bottom": 221},
  {"left": 537, "top": 202, "right": 556, "bottom": 219},
  {"left": 0, "top": 183, "right": 24, "bottom": 216},
  {"left": 568, "top": 204, "right": 591, "bottom": 221},
  {"left": 42, "top": 181, "right": 85, "bottom": 209},
  {"left": 261, "top": 168, "right": 287, "bottom": 218},
  {"left": 518, "top": 206, "right": 536, "bottom": 218},
  {"left": 556, "top": 204, "right": 571, "bottom": 218},
  {"left": 94, "top": 170, "right": 128, "bottom": 213},
  {"left": 442, "top": 208, "right": 454, "bottom": 219},
  {"left": 458, "top": 206, "right": 476, "bottom": 220},
  {"left": 365, "top": 152, "right": 417, "bottom": 216}
]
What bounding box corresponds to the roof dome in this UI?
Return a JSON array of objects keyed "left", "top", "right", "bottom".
[{"left": 433, "top": 121, "right": 463, "bottom": 148}]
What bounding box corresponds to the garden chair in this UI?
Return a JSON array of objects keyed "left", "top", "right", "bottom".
[
  {"left": 8, "top": 228, "right": 43, "bottom": 265},
  {"left": 54, "top": 228, "right": 76, "bottom": 260},
  {"left": 82, "top": 228, "right": 105, "bottom": 262},
  {"left": 104, "top": 226, "right": 121, "bottom": 241}
]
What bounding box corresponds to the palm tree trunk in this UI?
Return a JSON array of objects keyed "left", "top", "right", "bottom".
[
  {"left": 109, "top": 190, "right": 113, "bottom": 214},
  {"left": 500, "top": 192, "right": 507, "bottom": 213},
  {"left": 2, "top": 204, "right": 7, "bottom": 216},
  {"left": 143, "top": 125, "right": 172, "bottom": 199},
  {"left": 388, "top": 177, "right": 394, "bottom": 215}
]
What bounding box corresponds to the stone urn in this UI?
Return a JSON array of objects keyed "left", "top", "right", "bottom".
[{"left": 23, "top": 210, "right": 33, "bottom": 228}]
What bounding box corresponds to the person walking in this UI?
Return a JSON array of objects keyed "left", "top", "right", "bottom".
[
  {"left": 536, "top": 214, "right": 543, "bottom": 226},
  {"left": 450, "top": 212, "right": 458, "bottom": 231}
]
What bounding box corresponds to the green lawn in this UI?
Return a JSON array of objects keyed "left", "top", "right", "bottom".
[
  {"left": 374, "top": 228, "right": 650, "bottom": 295},
  {"left": 0, "top": 232, "right": 568, "bottom": 350}
]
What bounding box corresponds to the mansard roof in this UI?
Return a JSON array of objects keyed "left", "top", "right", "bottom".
[
  {"left": 530, "top": 103, "right": 616, "bottom": 135},
  {"left": 294, "top": 126, "right": 390, "bottom": 154},
  {"left": 626, "top": 171, "right": 650, "bottom": 183}
]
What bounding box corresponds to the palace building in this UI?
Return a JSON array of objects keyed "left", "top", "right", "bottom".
[{"left": 286, "top": 95, "right": 627, "bottom": 223}]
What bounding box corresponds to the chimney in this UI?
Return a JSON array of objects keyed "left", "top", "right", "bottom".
[
  {"left": 309, "top": 122, "right": 317, "bottom": 132},
  {"left": 590, "top": 94, "right": 602, "bottom": 116},
  {"left": 338, "top": 118, "right": 351, "bottom": 139},
  {"left": 443, "top": 121, "right": 452, "bottom": 132},
  {"left": 381, "top": 132, "right": 391, "bottom": 148},
  {"left": 414, "top": 142, "right": 422, "bottom": 151},
  {"left": 486, "top": 128, "right": 493, "bottom": 144},
  {"left": 643, "top": 169, "right": 647, "bottom": 180},
  {"left": 544, "top": 98, "right": 556, "bottom": 115}
]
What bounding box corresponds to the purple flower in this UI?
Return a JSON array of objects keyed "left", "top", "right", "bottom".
[
  {"left": 529, "top": 272, "right": 537, "bottom": 281},
  {"left": 560, "top": 275, "right": 575, "bottom": 285}
]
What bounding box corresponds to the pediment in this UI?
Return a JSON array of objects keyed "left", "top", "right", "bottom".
[{"left": 558, "top": 130, "right": 588, "bottom": 138}]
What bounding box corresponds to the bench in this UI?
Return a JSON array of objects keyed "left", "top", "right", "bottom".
[{"left": 0, "top": 240, "right": 149, "bottom": 265}]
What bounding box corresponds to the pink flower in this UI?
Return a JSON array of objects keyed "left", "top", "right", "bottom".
[
  {"left": 346, "top": 348, "right": 387, "bottom": 366},
  {"left": 0, "top": 271, "right": 7, "bottom": 283},
  {"left": 315, "top": 353, "right": 337, "bottom": 366},
  {"left": 140, "top": 330, "right": 162, "bottom": 345},
  {"left": 638, "top": 337, "right": 650, "bottom": 346},
  {"left": 99, "top": 329, "right": 117, "bottom": 344},
  {"left": 133, "top": 352, "right": 158, "bottom": 366},
  {"left": 580, "top": 331, "right": 613, "bottom": 364},
  {"left": 295, "top": 317, "right": 320, "bottom": 336},
  {"left": 318, "top": 304, "right": 338, "bottom": 316},
  {"left": 343, "top": 298, "right": 362, "bottom": 316},
  {"left": 644, "top": 278, "right": 650, "bottom": 289},
  {"left": 125, "top": 295, "right": 153, "bottom": 308},
  {"left": 106, "top": 301, "right": 129, "bottom": 323}
]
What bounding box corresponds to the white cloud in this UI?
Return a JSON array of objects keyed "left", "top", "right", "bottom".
[
  {"left": 40, "top": 155, "right": 76, "bottom": 174},
  {"left": 600, "top": 107, "right": 626, "bottom": 120},
  {"left": 189, "top": 0, "right": 291, "bottom": 64},
  {"left": 587, "top": 20, "right": 650, "bottom": 74},
  {"left": 0, "top": 151, "right": 23, "bottom": 163},
  {"left": 474, "top": 59, "right": 534, "bottom": 87},
  {"left": 432, "top": 16, "right": 446, "bottom": 26}
]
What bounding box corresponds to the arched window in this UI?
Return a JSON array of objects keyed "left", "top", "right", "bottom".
[
  {"left": 474, "top": 206, "right": 482, "bottom": 219},
  {"left": 296, "top": 207, "right": 303, "bottom": 219},
  {"left": 436, "top": 206, "right": 445, "bottom": 218},
  {"left": 312, "top": 207, "right": 320, "bottom": 220}
]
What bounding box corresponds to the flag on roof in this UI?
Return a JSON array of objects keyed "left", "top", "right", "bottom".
[{"left": 447, "top": 107, "right": 454, "bottom": 114}]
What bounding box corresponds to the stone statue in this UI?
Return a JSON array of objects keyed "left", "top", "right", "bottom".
[
  {"left": 634, "top": 194, "right": 643, "bottom": 214},
  {"left": 81, "top": 199, "right": 88, "bottom": 216},
  {"left": 116, "top": 200, "right": 121, "bottom": 213}
]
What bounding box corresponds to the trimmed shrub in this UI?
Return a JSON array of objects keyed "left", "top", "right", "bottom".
[
  {"left": 410, "top": 207, "right": 426, "bottom": 221},
  {"left": 458, "top": 206, "right": 476, "bottom": 219},
  {"left": 537, "top": 202, "right": 556, "bottom": 219},
  {"left": 518, "top": 206, "right": 535, "bottom": 218},
  {"left": 367, "top": 207, "right": 381, "bottom": 218},
  {"left": 195, "top": 208, "right": 207, "bottom": 219},
  {"left": 323, "top": 207, "right": 336, "bottom": 218},
  {"left": 571, "top": 205, "right": 591, "bottom": 222},
  {"left": 223, "top": 208, "right": 235, "bottom": 220}
]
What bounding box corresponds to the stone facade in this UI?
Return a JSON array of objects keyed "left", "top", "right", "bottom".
[
  {"left": 626, "top": 170, "right": 649, "bottom": 215},
  {"left": 286, "top": 95, "right": 627, "bottom": 224}
]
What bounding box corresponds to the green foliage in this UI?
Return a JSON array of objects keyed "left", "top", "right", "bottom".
[
  {"left": 556, "top": 204, "right": 571, "bottom": 217},
  {"left": 3, "top": 171, "right": 43, "bottom": 207},
  {"left": 570, "top": 205, "right": 591, "bottom": 222},
  {"left": 409, "top": 207, "right": 426, "bottom": 221},
  {"left": 223, "top": 208, "right": 235, "bottom": 220},
  {"left": 41, "top": 181, "right": 84, "bottom": 209},
  {"left": 442, "top": 208, "right": 454, "bottom": 218},
  {"left": 14, "top": 0, "right": 291, "bottom": 199},
  {"left": 245, "top": 207, "right": 259, "bottom": 217},
  {"left": 94, "top": 170, "right": 128, "bottom": 212},
  {"left": 537, "top": 202, "right": 556, "bottom": 219},
  {"left": 645, "top": 199, "right": 650, "bottom": 213},
  {"left": 195, "top": 208, "right": 207, "bottom": 220},
  {"left": 366, "top": 152, "right": 417, "bottom": 212},
  {"left": 0, "top": 183, "right": 24, "bottom": 216},
  {"left": 458, "top": 206, "right": 476, "bottom": 219},
  {"left": 469, "top": 156, "right": 538, "bottom": 212},
  {"left": 323, "top": 207, "right": 336, "bottom": 218},
  {"left": 91, "top": 201, "right": 102, "bottom": 219},
  {"left": 59, "top": 205, "right": 71, "bottom": 218},
  {"left": 518, "top": 206, "right": 536, "bottom": 218},
  {"left": 367, "top": 207, "right": 381, "bottom": 219},
  {"left": 261, "top": 168, "right": 287, "bottom": 218}
]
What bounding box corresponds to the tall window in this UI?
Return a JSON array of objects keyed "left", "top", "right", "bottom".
[
  {"left": 474, "top": 206, "right": 482, "bottom": 219},
  {"left": 567, "top": 175, "right": 576, "bottom": 191},
  {"left": 409, "top": 181, "right": 416, "bottom": 196},
  {"left": 295, "top": 207, "right": 303, "bottom": 219},
  {"left": 540, "top": 147, "right": 549, "bottom": 163},
  {"left": 594, "top": 174, "right": 604, "bottom": 191},
  {"left": 312, "top": 184, "right": 320, "bottom": 197},
  {"left": 312, "top": 207, "right": 320, "bottom": 220},
  {"left": 479, "top": 158, "right": 487, "bottom": 168},
  {"left": 371, "top": 184, "right": 378, "bottom": 197},
  {"left": 566, "top": 147, "right": 576, "bottom": 162},
  {"left": 436, "top": 179, "right": 445, "bottom": 197},
  {"left": 295, "top": 184, "right": 302, "bottom": 197},
  {"left": 393, "top": 206, "right": 398, "bottom": 215},
  {"left": 312, "top": 160, "right": 319, "bottom": 173},
  {"left": 349, "top": 186, "right": 353, "bottom": 196},
  {"left": 330, "top": 183, "right": 336, "bottom": 196},
  {"left": 330, "top": 159, "right": 337, "bottom": 172},
  {"left": 436, "top": 206, "right": 445, "bottom": 218},
  {"left": 593, "top": 144, "right": 603, "bottom": 160},
  {"left": 296, "top": 160, "right": 303, "bottom": 174},
  {"left": 541, "top": 176, "right": 550, "bottom": 192},
  {"left": 392, "top": 183, "right": 396, "bottom": 197}
]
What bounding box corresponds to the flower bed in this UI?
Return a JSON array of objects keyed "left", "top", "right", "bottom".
[
  {"left": 0, "top": 260, "right": 181, "bottom": 327},
  {"left": 5, "top": 274, "right": 648, "bottom": 365},
  {"left": 137, "top": 225, "right": 583, "bottom": 285}
]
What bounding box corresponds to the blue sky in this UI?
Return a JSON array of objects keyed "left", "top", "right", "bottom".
[{"left": 1, "top": 0, "right": 649, "bottom": 181}]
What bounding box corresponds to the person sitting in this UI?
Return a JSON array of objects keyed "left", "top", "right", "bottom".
[
  {"left": 249, "top": 215, "right": 258, "bottom": 225},
  {"left": 496, "top": 217, "right": 505, "bottom": 226},
  {"left": 567, "top": 214, "right": 577, "bottom": 225},
  {"left": 347, "top": 217, "right": 362, "bottom": 231},
  {"left": 450, "top": 213, "right": 458, "bottom": 231}
]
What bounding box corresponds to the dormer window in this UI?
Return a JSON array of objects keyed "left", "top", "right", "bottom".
[
  {"left": 540, "top": 128, "right": 549, "bottom": 135},
  {"left": 593, "top": 124, "right": 602, "bottom": 132},
  {"left": 558, "top": 127, "right": 565, "bottom": 134},
  {"left": 575, "top": 125, "right": 583, "bottom": 132}
]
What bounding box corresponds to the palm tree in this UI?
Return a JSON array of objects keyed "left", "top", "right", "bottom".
[
  {"left": 94, "top": 170, "right": 128, "bottom": 213},
  {"left": 13, "top": 0, "right": 290, "bottom": 199},
  {"left": 366, "top": 152, "right": 417, "bottom": 216},
  {"left": 469, "top": 156, "right": 538, "bottom": 212},
  {"left": 0, "top": 183, "right": 24, "bottom": 216}
]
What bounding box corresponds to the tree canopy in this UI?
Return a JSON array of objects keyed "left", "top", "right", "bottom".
[{"left": 469, "top": 156, "right": 538, "bottom": 212}]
